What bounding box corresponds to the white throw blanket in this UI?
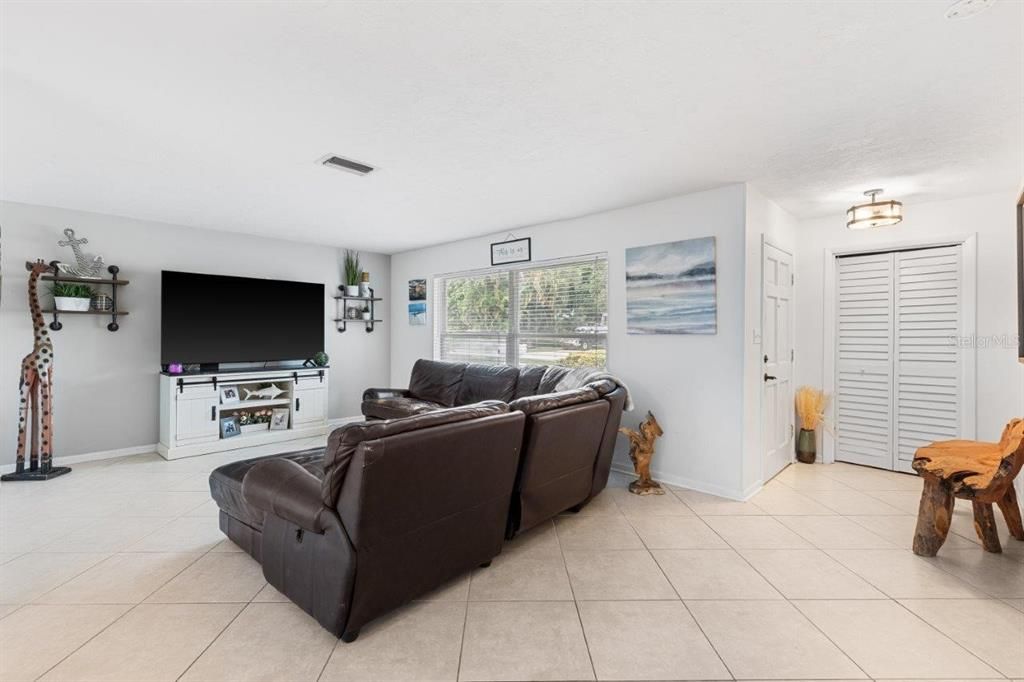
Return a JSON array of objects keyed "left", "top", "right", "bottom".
[{"left": 550, "top": 367, "right": 634, "bottom": 411}]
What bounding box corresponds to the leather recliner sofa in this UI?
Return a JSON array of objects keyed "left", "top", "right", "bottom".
[
  {"left": 363, "top": 359, "right": 627, "bottom": 538},
  {"left": 209, "top": 401, "right": 525, "bottom": 641}
]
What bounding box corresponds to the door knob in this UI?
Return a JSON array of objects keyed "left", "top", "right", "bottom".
[{"left": 764, "top": 374, "right": 777, "bottom": 382}]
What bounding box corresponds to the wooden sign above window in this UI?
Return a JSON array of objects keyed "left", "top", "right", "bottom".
[{"left": 491, "top": 237, "right": 531, "bottom": 266}]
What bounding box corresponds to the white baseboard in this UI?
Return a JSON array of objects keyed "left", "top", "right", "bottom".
[
  {"left": 0, "top": 417, "right": 366, "bottom": 474},
  {"left": 0, "top": 443, "right": 158, "bottom": 474},
  {"left": 610, "top": 462, "right": 757, "bottom": 501}
]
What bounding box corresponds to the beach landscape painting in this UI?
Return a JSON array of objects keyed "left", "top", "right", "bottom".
[{"left": 626, "top": 236, "right": 717, "bottom": 335}]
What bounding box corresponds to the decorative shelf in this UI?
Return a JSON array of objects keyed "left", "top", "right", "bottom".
[
  {"left": 221, "top": 398, "right": 291, "bottom": 409},
  {"left": 41, "top": 275, "right": 130, "bottom": 286},
  {"left": 42, "top": 310, "right": 130, "bottom": 316},
  {"left": 334, "top": 287, "right": 381, "bottom": 333},
  {"left": 31, "top": 262, "right": 128, "bottom": 332},
  {"left": 333, "top": 295, "right": 382, "bottom": 302}
]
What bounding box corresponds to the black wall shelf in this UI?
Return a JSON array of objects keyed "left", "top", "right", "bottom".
[
  {"left": 43, "top": 264, "right": 128, "bottom": 332},
  {"left": 334, "top": 287, "right": 381, "bottom": 333}
]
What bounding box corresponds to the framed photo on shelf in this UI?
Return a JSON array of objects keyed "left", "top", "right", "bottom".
[
  {"left": 220, "top": 415, "right": 240, "bottom": 439},
  {"left": 220, "top": 385, "right": 240, "bottom": 404},
  {"left": 270, "top": 408, "right": 290, "bottom": 431}
]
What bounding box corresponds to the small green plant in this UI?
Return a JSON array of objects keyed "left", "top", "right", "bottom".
[
  {"left": 343, "top": 249, "right": 361, "bottom": 286},
  {"left": 50, "top": 282, "right": 93, "bottom": 298}
]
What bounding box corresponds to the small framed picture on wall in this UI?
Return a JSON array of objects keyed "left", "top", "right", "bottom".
[{"left": 491, "top": 237, "right": 531, "bottom": 266}]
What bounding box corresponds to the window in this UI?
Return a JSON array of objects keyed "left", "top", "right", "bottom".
[{"left": 434, "top": 254, "right": 608, "bottom": 368}]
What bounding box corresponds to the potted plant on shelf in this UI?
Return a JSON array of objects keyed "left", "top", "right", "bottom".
[
  {"left": 237, "top": 409, "right": 273, "bottom": 433},
  {"left": 51, "top": 282, "right": 94, "bottom": 312},
  {"left": 361, "top": 303, "right": 372, "bottom": 321},
  {"left": 343, "top": 249, "right": 362, "bottom": 297},
  {"left": 795, "top": 386, "right": 832, "bottom": 464}
]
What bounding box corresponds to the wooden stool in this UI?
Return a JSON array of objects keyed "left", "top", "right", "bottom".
[{"left": 912, "top": 419, "right": 1024, "bottom": 556}]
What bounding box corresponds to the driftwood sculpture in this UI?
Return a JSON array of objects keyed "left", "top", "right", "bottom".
[
  {"left": 2, "top": 261, "right": 70, "bottom": 480},
  {"left": 911, "top": 419, "right": 1024, "bottom": 555},
  {"left": 619, "top": 411, "right": 664, "bottom": 495}
]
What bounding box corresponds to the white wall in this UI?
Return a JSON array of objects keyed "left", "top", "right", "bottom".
[
  {"left": 390, "top": 184, "right": 752, "bottom": 498},
  {"left": 0, "top": 201, "right": 390, "bottom": 464},
  {"left": 793, "top": 191, "right": 1019, "bottom": 449},
  {"left": 742, "top": 186, "right": 799, "bottom": 492}
]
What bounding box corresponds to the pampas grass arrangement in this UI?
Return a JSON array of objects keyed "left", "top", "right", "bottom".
[{"left": 795, "top": 386, "right": 829, "bottom": 431}]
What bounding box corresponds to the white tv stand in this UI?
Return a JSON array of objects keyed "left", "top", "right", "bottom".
[{"left": 158, "top": 367, "right": 329, "bottom": 460}]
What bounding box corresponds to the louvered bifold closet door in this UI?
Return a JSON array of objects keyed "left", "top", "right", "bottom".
[
  {"left": 835, "top": 253, "right": 895, "bottom": 470},
  {"left": 893, "top": 246, "right": 962, "bottom": 473}
]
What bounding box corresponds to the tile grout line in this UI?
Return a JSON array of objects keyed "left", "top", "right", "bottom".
[
  {"left": 29, "top": 504, "right": 225, "bottom": 682},
  {"left": 635, "top": 492, "right": 738, "bottom": 681},
  {"left": 688, "top": 488, "right": 876, "bottom": 681},
  {"left": 554, "top": 513, "right": 599, "bottom": 682},
  {"left": 888, "top": 598, "right": 1010, "bottom": 679}
]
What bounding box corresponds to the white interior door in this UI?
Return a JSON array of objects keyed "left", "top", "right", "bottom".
[
  {"left": 834, "top": 245, "right": 964, "bottom": 471},
  {"left": 763, "top": 243, "right": 794, "bottom": 480},
  {"left": 893, "top": 246, "right": 962, "bottom": 473},
  {"left": 835, "top": 252, "right": 895, "bottom": 469}
]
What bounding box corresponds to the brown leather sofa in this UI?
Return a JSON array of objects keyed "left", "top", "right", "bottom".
[
  {"left": 505, "top": 379, "right": 626, "bottom": 538},
  {"left": 363, "top": 360, "right": 627, "bottom": 538},
  {"left": 209, "top": 401, "right": 525, "bottom": 641}
]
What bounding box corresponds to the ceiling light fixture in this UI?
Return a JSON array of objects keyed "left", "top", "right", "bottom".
[
  {"left": 945, "top": 0, "right": 995, "bottom": 19},
  {"left": 846, "top": 189, "right": 904, "bottom": 230}
]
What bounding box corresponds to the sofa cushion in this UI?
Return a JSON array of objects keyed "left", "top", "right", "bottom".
[
  {"left": 508, "top": 386, "right": 599, "bottom": 416},
  {"left": 513, "top": 364, "right": 547, "bottom": 399},
  {"left": 408, "top": 359, "right": 467, "bottom": 407},
  {"left": 322, "top": 400, "right": 510, "bottom": 506},
  {"left": 362, "top": 396, "right": 444, "bottom": 420},
  {"left": 537, "top": 365, "right": 572, "bottom": 394},
  {"left": 209, "top": 447, "right": 325, "bottom": 530},
  {"left": 456, "top": 364, "right": 520, "bottom": 405}
]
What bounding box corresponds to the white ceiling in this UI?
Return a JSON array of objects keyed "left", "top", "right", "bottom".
[{"left": 1, "top": 1, "right": 1021, "bottom": 253}]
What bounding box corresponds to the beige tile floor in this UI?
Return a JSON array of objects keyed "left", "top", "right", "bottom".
[{"left": 1, "top": 438, "right": 1022, "bottom": 682}]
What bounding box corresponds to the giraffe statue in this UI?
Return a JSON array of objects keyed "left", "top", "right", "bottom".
[{"left": 3, "top": 260, "right": 68, "bottom": 480}]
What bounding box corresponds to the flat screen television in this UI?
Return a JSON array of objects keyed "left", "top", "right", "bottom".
[{"left": 161, "top": 271, "right": 324, "bottom": 365}]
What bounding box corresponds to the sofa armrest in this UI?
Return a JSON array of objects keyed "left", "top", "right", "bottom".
[
  {"left": 362, "top": 387, "right": 411, "bottom": 401},
  {"left": 242, "top": 458, "right": 330, "bottom": 534}
]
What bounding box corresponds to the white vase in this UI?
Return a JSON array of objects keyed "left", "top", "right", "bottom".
[
  {"left": 362, "top": 312, "right": 372, "bottom": 321},
  {"left": 345, "top": 285, "right": 361, "bottom": 297},
  {"left": 54, "top": 297, "right": 91, "bottom": 312},
  {"left": 359, "top": 282, "right": 371, "bottom": 297}
]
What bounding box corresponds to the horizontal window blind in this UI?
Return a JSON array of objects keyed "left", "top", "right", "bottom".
[{"left": 434, "top": 255, "right": 608, "bottom": 368}]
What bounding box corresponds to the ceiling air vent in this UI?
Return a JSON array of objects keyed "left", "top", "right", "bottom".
[{"left": 320, "top": 154, "right": 375, "bottom": 176}]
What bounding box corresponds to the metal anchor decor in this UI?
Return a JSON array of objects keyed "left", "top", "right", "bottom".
[{"left": 55, "top": 228, "right": 105, "bottom": 278}]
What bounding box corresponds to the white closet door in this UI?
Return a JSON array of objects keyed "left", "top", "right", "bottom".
[
  {"left": 835, "top": 253, "right": 895, "bottom": 470},
  {"left": 893, "top": 246, "right": 962, "bottom": 473}
]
